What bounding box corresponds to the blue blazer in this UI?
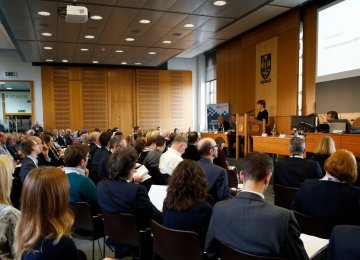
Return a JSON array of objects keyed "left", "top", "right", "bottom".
[
  {"left": 19, "top": 157, "right": 37, "bottom": 182},
  {"left": 198, "top": 157, "right": 229, "bottom": 202},
  {"left": 328, "top": 225, "right": 360, "bottom": 260}
]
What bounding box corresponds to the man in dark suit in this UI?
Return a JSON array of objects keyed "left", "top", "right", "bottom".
[
  {"left": 274, "top": 136, "right": 323, "bottom": 187},
  {"left": 197, "top": 137, "right": 230, "bottom": 203},
  {"left": 19, "top": 136, "right": 50, "bottom": 182},
  {"left": 328, "top": 225, "right": 360, "bottom": 260},
  {"left": 87, "top": 131, "right": 101, "bottom": 172},
  {"left": 205, "top": 152, "right": 308, "bottom": 260},
  {"left": 91, "top": 131, "right": 112, "bottom": 178},
  {"left": 182, "top": 131, "right": 200, "bottom": 161}
]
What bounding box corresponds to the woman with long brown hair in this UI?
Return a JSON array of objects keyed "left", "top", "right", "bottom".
[
  {"left": 163, "top": 160, "right": 212, "bottom": 247},
  {"left": 14, "top": 167, "right": 85, "bottom": 260}
]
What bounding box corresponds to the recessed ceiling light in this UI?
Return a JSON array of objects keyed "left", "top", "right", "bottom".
[
  {"left": 139, "top": 19, "right": 151, "bottom": 24},
  {"left": 125, "top": 38, "right": 135, "bottom": 42},
  {"left": 135, "top": 62, "right": 142, "bottom": 65},
  {"left": 92, "top": 61, "right": 99, "bottom": 64},
  {"left": 115, "top": 50, "right": 124, "bottom": 53},
  {"left": 90, "top": 15, "right": 102, "bottom": 20},
  {"left": 85, "top": 35, "right": 95, "bottom": 39},
  {"left": 80, "top": 48, "right": 89, "bottom": 51},
  {"left": 121, "top": 62, "right": 127, "bottom": 65},
  {"left": 162, "top": 40, "right": 172, "bottom": 44},
  {"left": 38, "top": 11, "right": 50, "bottom": 16},
  {"left": 6, "top": 88, "right": 13, "bottom": 90},
  {"left": 41, "top": 32, "right": 52, "bottom": 37},
  {"left": 62, "top": 59, "right": 68, "bottom": 63},
  {"left": 148, "top": 51, "right": 156, "bottom": 55},
  {"left": 46, "top": 59, "right": 53, "bottom": 62},
  {"left": 213, "top": 0, "right": 227, "bottom": 6},
  {"left": 43, "top": 46, "right": 52, "bottom": 50},
  {"left": 184, "top": 23, "right": 195, "bottom": 28}
]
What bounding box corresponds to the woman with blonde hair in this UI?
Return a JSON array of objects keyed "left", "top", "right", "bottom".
[
  {"left": 294, "top": 149, "right": 360, "bottom": 225},
  {"left": 0, "top": 155, "right": 20, "bottom": 258},
  {"left": 311, "top": 136, "right": 336, "bottom": 175},
  {"left": 14, "top": 167, "right": 85, "bottom": 260}
]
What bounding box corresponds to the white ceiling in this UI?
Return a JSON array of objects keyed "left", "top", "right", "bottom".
[{"left": 0, "top": 0, "right": 310, "bottom": 67}]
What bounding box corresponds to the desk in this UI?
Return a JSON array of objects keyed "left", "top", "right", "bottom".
[
  {"left": 200, "top": 132, "right": 228, "bottom": 147},
  {"left": 253, "top": 134, "right": 360, "bottom": 157}
]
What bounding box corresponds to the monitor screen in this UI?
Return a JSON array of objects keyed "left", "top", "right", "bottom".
[
  {"left": 290, "top": 116, "right": 317, "bottom": 130},
  {"left": 329, "top": 119, "right": 352, "bottom": 133}
]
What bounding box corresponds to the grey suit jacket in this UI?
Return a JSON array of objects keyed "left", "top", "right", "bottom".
[{"left": 205, "top": 192, "right": 309, "bottom": 260}]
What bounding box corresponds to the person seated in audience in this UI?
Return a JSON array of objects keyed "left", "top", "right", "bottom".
[
  {"left": 182, "top": 131, "right": 200, "bottom": 161},
  {"left": 5, "top": 135, "right": 22, "bottom": 162},
  {"left": 56, "top": 129, "right": 67, "bottom": 147},
  {"left": 19, "top": 136, "right": 51, "bottom": 182},
  {"left": 0, "top": 155, "right": 20, "bottom": 258},
  {"left": 213, "top": 137, "right": 228, "bottom": 170},
  {"left": 63, "top": 144, "right": 98, "bottom": 213},
  {"left": 326, "top": 110, "right": 339, "bottom": 122},
  {"left": 91, "top": 131, "right": 112, "bottom": 177},
  {"left": 142, "top": 136, "right": 166, "bottom": 185},
  {"left": 205, "top": 152, "right": 308, "bottom": 260},
  {"left": 96, "top": 148, "right": 162, "bottom": 258},
  {"left": 14, "top": 167, "right": 86, "bottom": 260},
  {"left": 328, "top": 225, "right": 360, "bottom": 260},
  {"left": 310, "top": 136, "right": 336, "bottom": 175},
  {"left": 159, "top": 135, "right": 187, "bottom": 184},
  {"left": 197, "top": 138, "right": 230, "bottom": 203},
  {"left": 256, "top": 99, "right": 269, "bottom": 123},
  {"left": 274, "top": 137, "right": 323, "bottom": 187},
  {"left": 98, "top": 135, "right": 126, "bottom": 180},
  {"left": 64, "top": 129, "right": 73, "bottom": 145},
  {"left": 293, "top": 149, "right": 360, "bottom": 225},
  {"left": 134, "top": 137, "right": 148, "bottom": 164},
  {"left": 163, "top": 160, "right": 212, "bottom": 247},
  {"left": 43, "top": 134, "right": 64, "bottom": 167},
  {"left": 217, "top": 115, "right": 230, "bottom": 132}
]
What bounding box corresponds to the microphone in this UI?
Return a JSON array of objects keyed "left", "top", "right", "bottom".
[{"left": 299, "top": 121, "right": 316, "bottom": 128}]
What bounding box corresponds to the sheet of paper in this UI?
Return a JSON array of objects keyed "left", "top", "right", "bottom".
[
  {"left": 148, "top": 185, "right": 168, "bottom": 212},
  {"left": 300, "top": 233, "right": 328, "bottom": 259},
  {"left": 134, "top": 165, "right": 151, "bottom": 181}
]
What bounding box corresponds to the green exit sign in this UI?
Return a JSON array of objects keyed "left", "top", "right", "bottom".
[{"left": 4, "top": 71, "right": 16, "bottom": 77}]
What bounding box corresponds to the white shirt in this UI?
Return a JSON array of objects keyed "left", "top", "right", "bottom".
[
  {"left": 63, "top": 167, "right": 86, "bottom": 176},
  {"left": 159, "top": 147, "right": 183, "bottom": 175}
]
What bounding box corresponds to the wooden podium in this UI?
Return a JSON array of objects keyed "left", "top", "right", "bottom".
[{"left": 236, "top": 113, "right": 266, "bottom": 160}]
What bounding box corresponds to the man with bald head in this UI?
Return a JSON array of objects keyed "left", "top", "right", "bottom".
[
  {"left": 19, "top": 136, "right": 50, "bottom": 182},
  {"left": 197, "top": 137, "right": 230, "bottom": 203}
]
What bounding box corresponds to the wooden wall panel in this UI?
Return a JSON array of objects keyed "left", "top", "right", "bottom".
[
  {"left": 42, "top": 67, "right": 54, "bottom": 130},
  {"left": 53, "top": 67, "right": 71, "bottom": 129}
]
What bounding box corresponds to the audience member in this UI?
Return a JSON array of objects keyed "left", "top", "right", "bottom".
[
  {"left": 5, "top": 135, "right": 21, "bottom": 161},
  {"left": 56, "top": 129, "right": 67, "bottom": 147},
  {"left": 328, "top": 225, "right": 360, "bottom": 260},
  {"left": 310, "top": 136, "right": 336, "bottom": 175},
  {"left": 274, "top": 137, "right": 323, "bottom": 187},
  {"left": 197, "top": 138, "right": 229, "bottom": 203},
  {"left": 43, "top": 134, "right": 64, "bottom": 167},
  {"left": 91, "top": 131, "right": 112, "bottom": 176},
  {"left": 14, "top": 167, "right": 86, "bottom": 260},
  {"left": 134, "top": 137, "right": 148, "bottom": 164},
  {"left": 256, "top": 99, "right": 269, "bottom": 123},
  {"left": 0, "top": 155, "right": 20, "bottom": 258},
  {"left": 205, "top": 152, "right": 308, "bottom": 259},
  {"left": 159, "top": 135, "right": 187, "bottom": 183},
  {"left": 182, "top": 131, "right": 200, "bottom": 161},
  {"left": 96, "top": 148, "right": 161, "bottom": 258},
  {"left": 19, "top": 136, "right": 50, "bottom": 182},
  {"left": 63, "top": 144, "right": 98, "bottom": 213},
  {"left": 213, "top": 137, "right": 228, "bottom": 170},
  {"left": 293, "top": 149, "right": 360, "bottom": 225},
  {"left": 163, "top": 160, "right": 212, "bottom": 247}
]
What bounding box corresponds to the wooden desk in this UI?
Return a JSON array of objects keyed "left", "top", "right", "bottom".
[
  {"left": 253, "top": 134, "right": 360, "bottom": 157},
  {"left": 200, "top": 132, "right": 229, "bottom": 147}
]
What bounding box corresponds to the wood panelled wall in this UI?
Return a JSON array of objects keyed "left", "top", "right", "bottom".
[
  {"left": 217, "top": 10, "right": 302, "bottom": 134},
  {"left": 42, "top": 67, "right": 192, "bottom": 134}
]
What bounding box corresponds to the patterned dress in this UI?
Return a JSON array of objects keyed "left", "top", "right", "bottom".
[{"left": 0, "top": 204, "right": 20, "bottom": 258}]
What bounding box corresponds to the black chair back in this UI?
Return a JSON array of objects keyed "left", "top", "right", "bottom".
[
  {"left": 294, "top": 211, "right": 336, "bottom": 239},
  {"left": 273, "top": 184, "right": 298, "bottom": 209},
  {"left": 218, "top": 242, "right": 287, "bottom": 260},
  {"left": 226, "top": 169, "right": 238, "bottom": 188},
  {"left": 150, "top": 220, "right": 204, "bottom": 260}
]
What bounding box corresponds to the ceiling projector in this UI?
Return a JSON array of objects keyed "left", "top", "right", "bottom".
[{"left": 66, "top": 5, "right": 88, "bottom": 23}]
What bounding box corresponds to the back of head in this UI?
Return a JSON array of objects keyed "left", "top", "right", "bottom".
[
  {"left": 172, "top": 135, "right": 186, "bottom": 146},
  {"left": 289, "top": 137, "right": 305, "bottom": 155},
  {"left": 89, "top": 131, "right": 100, "bottom": 144},
  {"left": 187, "top": 131, "right": 199, "bottom": 144},
  {"left": 108, "top": 148, "right": 137, "bottom": 180},
  {"left": 63, "top": 144, "right": 89, "bottom": 167},
  {"left": 15, "top": 167, "right": 73, "bottom": 258},
  {"left": 242, "top": 152, "right": 273, "bottom": 182},
  {"left": 99, "top": 131, "right": 112, "bottom": 147},
  {"left": 215, "top": 136, "right": 225, "bottom": 147},
  {"left": 20, "top": 136, "right": 39, "bottom": 156},
  {"left": 155, "top": 135, "right": 166, "bottom": 147},
  {"left": 314, "top": 136, "right": 336, "bottom": 155},
  {"left": 324, "top": 149, "right": 357, "bottom": 183},
  {"left": 164, "top": 160, "right": 207, "bottom": 211},
  {"left": 0, "top": 155, "right": 14, "bottom": 205},
  {"left": 197, "top": 138, "right": 214, "bottom": 157},
  {"left": 134, "top": 137, "right": 146, "bottom": 154}
]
